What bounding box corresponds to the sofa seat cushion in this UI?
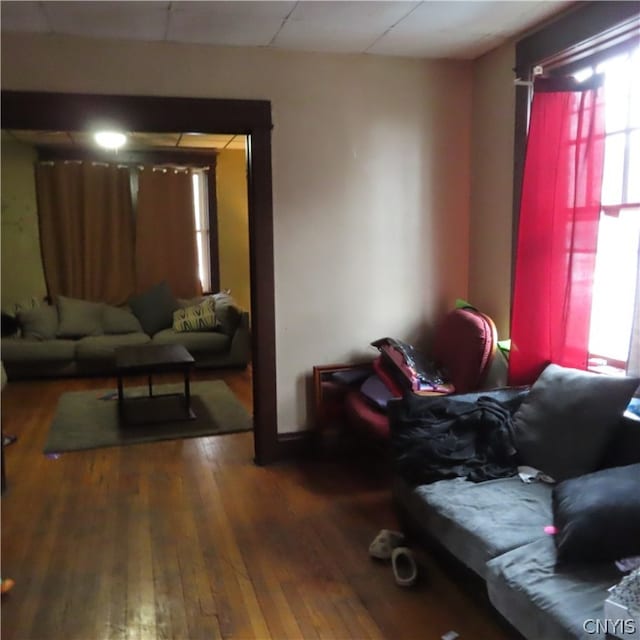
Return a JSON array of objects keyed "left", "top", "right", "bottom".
[
  {"left": 1, "top": 337, "right": 76, "bottom": 363},
  {"left": 394, "top": 476, "right": 552, "bottom": 577},
  {"left": 151, "top": 329, "right": 229, "bottom": 354},
  {"left": 75, "top": 333, "right": 151, "bottom": 361},
  {"left": 485, "top": 536, "right": 621, "bottom": 640}
]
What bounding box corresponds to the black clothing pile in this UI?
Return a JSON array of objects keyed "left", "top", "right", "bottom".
[{"left": 390, "top": 390, "right": 528, "bottom": 486}]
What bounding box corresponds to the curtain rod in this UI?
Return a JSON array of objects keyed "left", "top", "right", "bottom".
[{"left": 513, "top": 65, "right": 544, "bottom": 87}]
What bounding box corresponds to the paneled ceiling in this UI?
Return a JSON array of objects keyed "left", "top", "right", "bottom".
[
  {"left": 1, "top": 0, "right": 573, "bottom": 60},
  {"left": 4, "top": 130, "right": 247, "bottom": 152}
]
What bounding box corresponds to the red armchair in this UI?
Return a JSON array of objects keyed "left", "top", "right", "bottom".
[{"left": 344, "top": 307, "right": 500, "bottom": 441}]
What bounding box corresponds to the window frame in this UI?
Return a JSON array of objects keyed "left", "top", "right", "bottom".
[{"left": 513, "top": 2, "right": 640, "bottom": 268}]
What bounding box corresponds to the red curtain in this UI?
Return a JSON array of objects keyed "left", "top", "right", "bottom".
[{"left": 508, "top": 77, "right": 606, "bottom": 385}]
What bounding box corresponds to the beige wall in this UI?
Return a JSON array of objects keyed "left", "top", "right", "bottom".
[
  {"left": 468, "top": 42, "right": 516, "bottom": 339},
  {"left": 216, "top": 148, "right": 251, "bottom": 313},
  {"left": 1, "top": 33, "right": 473, "bottom": 432},
  {"left": 0, "top": 135, "right": 48, "bottom": 310}
]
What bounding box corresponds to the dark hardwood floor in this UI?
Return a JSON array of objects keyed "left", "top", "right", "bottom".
[{"left": 1, "top": 368, "right": 514, "bottom": 640}]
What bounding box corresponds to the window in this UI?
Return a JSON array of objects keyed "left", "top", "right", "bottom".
[
  {"left": 513, "top": 6, "right": 640, "bottom": 380},
  {"left": 571, "top": 45, "right": 640, "bottom": 372},
  {"left": 192, "top": 169, "right": 211, "bottom": 293}
]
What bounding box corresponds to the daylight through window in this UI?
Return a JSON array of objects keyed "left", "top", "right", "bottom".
[
  {"left": 192, "top": 169, "right": 211, "bottom": 293},
  {"left": 576, "top": 45, "right": 640, "bottom": 371}
]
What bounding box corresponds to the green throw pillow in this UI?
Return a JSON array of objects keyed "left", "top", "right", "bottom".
[{"left": 173, "top": 300, "right": 216, "bottom": 332}]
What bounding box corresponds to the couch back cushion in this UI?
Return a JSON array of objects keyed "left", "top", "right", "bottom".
[
  {"left": 129, "top": 282, "right": 178, "bottom": 336},
  {"left": 56, "top": 296, "right": 104, "bottom": 338},
  {"left": 552, "top": 463, "right": 640, "bottom": 563},
  {"left": 212, "top": 293, "right": 242, "bottom": 337},
  {"left": 600, "top": 416, "right": 640, "bottom": 469},
  {"left": 512, "top": 364, "right": 640, "bottom": 482},
  {"left": 17, "top": 304, "right": 58, "bottom": 340},
  {"left": 103, "top": 305, "right": 143, "bottom": 334}
]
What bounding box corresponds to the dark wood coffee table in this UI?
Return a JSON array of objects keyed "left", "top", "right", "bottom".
[{"left": 115, "top": 344, "right": 196, "bottom": 425}]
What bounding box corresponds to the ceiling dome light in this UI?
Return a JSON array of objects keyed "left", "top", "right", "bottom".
[{"left": 94, "top": 131, "right": 127, "bottom": 150}]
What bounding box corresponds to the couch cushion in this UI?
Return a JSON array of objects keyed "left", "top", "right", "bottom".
[
  {"left": 600, "top": 416, "right": 640, "bottom": 469},
  {"left": 129, "top": 282, "right": 178, "bottom": 336},
  {"left": 1, "top": 337, "right": 76, "bottom": 363},
  {"left": 1, "top": 312, "right": 19, "bottom": 337},
  {"left": 512, "top": 363, "right": 640, "bottom": 482},
  {"left": 57, "top": 296, "right": 104, "bottom": 338},
  {"left": 151, "top": 328, "right": 229, "bottom": 354},
  {"left": 552, "top": 463, "right": 640, "bottom": 564},
  {"left": 17, "top": 304, "right": 59, "bottom": 340},
  {"left": 102, "top": 305, "right": 143, "bottom": 334},
  {"left": 212, "top": 293, "right": 242, "bottom": 337},
  {"left": 486, "top": 536, "right": 621, "bottom": 640},
  {"left": 75, "top": 334, "right": 151, "bottom": 362},
  {"left": 393, "top": 476, "right": 552, "bottom": 577}
]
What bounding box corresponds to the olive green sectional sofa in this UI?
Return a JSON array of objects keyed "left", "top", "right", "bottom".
[{"left": 1, "top": 288, "right": 250, "bottom": 380}]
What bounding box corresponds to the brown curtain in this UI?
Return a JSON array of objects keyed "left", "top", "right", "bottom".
[
  {"left": 135, "top": 167, "right": 201, "bottom": 298},
  {"left": 35, "top": 161, "right": 135, "bottom": 305}
]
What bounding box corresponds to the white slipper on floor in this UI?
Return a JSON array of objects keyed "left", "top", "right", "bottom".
[
  {"left": 391, "top": 547, "right": 418, "bottom": 587},
  {"left": 368, "top": 529, "right": 405, "bottom": 560}
]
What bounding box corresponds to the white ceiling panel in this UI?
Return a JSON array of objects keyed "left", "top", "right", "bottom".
[
  {"left": 42, "top": 1, "right": 170, "bottom": 42},
  {"left": 391, "top": 2, "right": 545, "bottom": 36},
  {"left": 370, "top": 29, "right": 506, "bottom": 59},
  {"left": 0, "top": 1, "right": 574, "bottom": 61},
  {"left": 273, "top": 1, "right": 419, "bottom": 54},
  {"left": 370, "top": 0, "right": 570, "bottom": 58},
  {"left": 167, "top": 1, "right": 295, "bottom": 46},
  {"left": 0, "top": 1, "right": 50, "bottom": 33}
]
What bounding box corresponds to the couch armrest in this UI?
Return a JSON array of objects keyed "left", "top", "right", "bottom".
[{"left": 227, "top": 311, "right": 251, "bottom": 367}]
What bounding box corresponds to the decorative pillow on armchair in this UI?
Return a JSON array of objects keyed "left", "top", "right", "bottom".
[
  {"left": 512, "top": 363, "right": 640, "bottom": 481},
  {"left": 173, "top": 299, "right": 216, "bottom": 332}
]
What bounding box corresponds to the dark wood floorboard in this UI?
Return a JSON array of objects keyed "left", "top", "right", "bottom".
[{"left": 1, "top": 367, "right": 516, "bottom": 640}]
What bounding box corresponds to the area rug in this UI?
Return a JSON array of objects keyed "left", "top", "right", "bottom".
[{"left": 44, "top": 381, "right": 252, "bottom": 453}]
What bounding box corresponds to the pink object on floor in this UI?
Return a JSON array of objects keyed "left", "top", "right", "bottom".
[{"left": 544, "top": 525, "right": 558, "bottom": 535}]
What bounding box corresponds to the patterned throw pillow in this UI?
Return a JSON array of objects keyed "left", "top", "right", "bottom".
[{"left": 173, "top": 299, "right": 216, "bottom": 332}]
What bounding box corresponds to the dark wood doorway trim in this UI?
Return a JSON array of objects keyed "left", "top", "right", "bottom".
[{"left": 1, "top": 90, "right": 279, "bottom": 464}]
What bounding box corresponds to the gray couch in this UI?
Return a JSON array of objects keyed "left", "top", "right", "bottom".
[
  {"left": 392, "top": 388, "right": 640, "bottom": 640},
  {"left": 1, "top": 296, "right": 251, "bottom": 380}
]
